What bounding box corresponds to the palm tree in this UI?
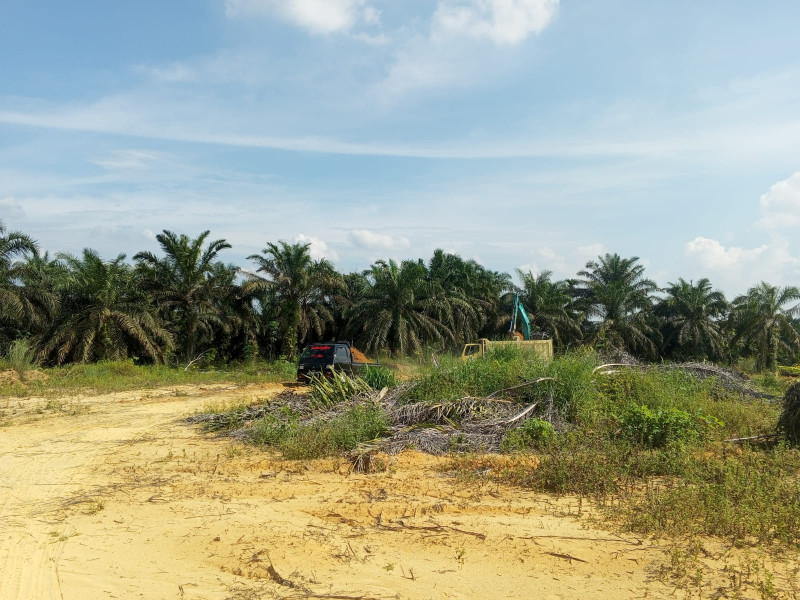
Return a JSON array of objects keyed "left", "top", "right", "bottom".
[
  {"left": 347, "top": 259, "right": 453, "bottom": 355},
  {"left": 135, "top": 230, "right": 233, "bottom": 360},
  {"left": 38, "top": 250, "right": 172, "bottom": 364},
  {"left": 515, "top": 269, "right": 581, "bottom": 346},
  {"left": 246, "top": 241, "right": 342, "bottom": 359},
  {"left": 0, "top": 221, "right": 57, "bottom": 342},
  {"left": 657, "top": 278, "right": 728, "bottom": 360},
  {"left": 731, "top": 282, "right": 800, "bottom": 371},
  {"left": 576, "top": 253, "right": 659, "bottom": 357}
]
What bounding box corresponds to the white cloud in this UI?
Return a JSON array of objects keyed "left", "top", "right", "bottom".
[
  {"left": 142, "top": 228, "right": 156, "bottom": 240},
  {"left": 0, "top": 196, "right": 25, "bottom": 219},
  {"left": 348, "top": 229, "right": 411, "bottom": 250},
  {"left": 226, "top": 0, "right": 375, "bottom": 34},
  {"left": 295, "top": 233, "right": 338, "bottom": 261},
  {"left": 433, "top": 0, "right": 559, "bottom": 45},
  {"left": 757, "top": 170, "right": 800, "bottom": 230},
  {"left": 684, "top": 237, "right": 768, "bottom": 270}
]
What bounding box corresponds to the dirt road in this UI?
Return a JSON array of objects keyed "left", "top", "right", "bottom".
[{"left": 0, "top": 383, "right": 787, "bottom": 599}]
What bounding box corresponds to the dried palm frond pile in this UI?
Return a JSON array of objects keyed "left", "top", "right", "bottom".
[
  {"left": 779, "top": 382, "right": 800, "bottom": 446},
  {"left": 594, "top": 360, "right": 778, "bottom": 401},
  {"left": 186, "top": 389, "right": 314, "bottom": 432},
  {"left": 189, "top": 376, "right": 559, "bottom": 460}
]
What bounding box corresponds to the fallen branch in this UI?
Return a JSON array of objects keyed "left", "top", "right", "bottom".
[
  {"left": 545, "top": 551, "right": 587, "bottom": 564},
  {"left": 485, "top": 377, "right": 556, "bottom": 399},
  {"left": 725, "top": 433, "right": 779, "bottom": 444}
]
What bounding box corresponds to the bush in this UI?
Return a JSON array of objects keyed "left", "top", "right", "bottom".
[
  {"left": 501, "top": 418, "right": 555, "bottom": 451},
  {"left": 616, "top": 405, "right": 722, "bottom": 448}
]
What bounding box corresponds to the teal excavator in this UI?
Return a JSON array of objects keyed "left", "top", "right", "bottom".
[
  {"left": 508, "top": 294, "right": 532, "bottom": 341},
  {"left": 460, "top": 294, "right": 553, "bottom": 360}
]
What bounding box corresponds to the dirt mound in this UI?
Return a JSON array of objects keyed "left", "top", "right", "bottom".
[
  {"left": 351, "top": 347, "right": 372, "bottom": 363},
  {"left": 22, "top": 370, "right": 49, "bottom": 382},
  {"left": 0, "top": 369, "right": 20, "bottom": 384}
]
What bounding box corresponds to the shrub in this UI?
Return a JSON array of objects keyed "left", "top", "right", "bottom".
[
  {"left": 501, "top": 418, "right": 555, "bottom": 451},
  {"left": 616, "top": 404, "right": 722, "bottom": 448}
]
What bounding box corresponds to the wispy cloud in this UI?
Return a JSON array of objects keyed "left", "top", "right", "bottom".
[
  {"left": 225, "top": 0, "right": 378, "bottom": 34},
  {"left": 349, "top": 229, "right": 411, "bottom": 251}
]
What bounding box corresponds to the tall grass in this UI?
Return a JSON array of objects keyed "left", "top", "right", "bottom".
[
  {"left": 1, "top": 339, "right": 38, "bottom": 374},
  {"left": 403, "top": 348, "right": 600, "bottom": 422}
]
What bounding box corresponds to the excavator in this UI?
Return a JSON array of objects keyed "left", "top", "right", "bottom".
[{"left": 461, "top": 294, "right": 553, "bottom": 360}]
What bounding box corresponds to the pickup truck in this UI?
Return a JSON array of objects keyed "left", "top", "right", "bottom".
[{"left": 296, "top": 342, "right": 375, "bottom": 381}]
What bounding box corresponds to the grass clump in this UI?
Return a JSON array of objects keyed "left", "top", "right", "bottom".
[
  {"left": 501, "top": 418, "right": 555, "bottom": 451},
  {"left": 616, "top": 405, "right": 723, "bottom": 448},
  {"left": 250, "top": 403, "right": 389, "bottom": 459},
  {"left": 1, "top": 339, "right": 38, "bottom": 374},
  {"left": 362, "top": 365, "right": 398, "bottom": 390}
]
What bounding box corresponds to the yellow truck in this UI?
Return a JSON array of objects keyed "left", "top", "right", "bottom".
[
  {"left": 461, "top": 294, "right": 554, "bottom": 361},
  {"left": 461, "top": 338, "right": 553, "bottom": 361}
]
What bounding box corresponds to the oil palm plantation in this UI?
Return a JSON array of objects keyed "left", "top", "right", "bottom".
[
  {"left": 515, "top": 269, "right": 582, "bottom": 346},
  {"left": 657, "top": 278, "right": 729, "bottom": 360},
  {"left": 246, "top": 241, "right": 343, "bottom": 359},
  {"left": 577, "top": 253, "right": 659, "bottom": 357},
  {"left": 38, "top": 250, "right": 172, "bottom": 364},
  {"left": 427, "top": 250, "right": 491, "bottom": 348},
  {"left": 134, "top": 230, "right": 234, "bottom": 361},
  {"left": 0, "top": 221, "right": 57, "bottom": 345},
  {"left": 731, "top": 282, "right": 800, "bottom": 371},
  {"left": 348, "top": 259, "right": 453, "bottom": 355}
]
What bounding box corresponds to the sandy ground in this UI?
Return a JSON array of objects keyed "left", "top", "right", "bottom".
[{"left": 1, "top": 383, "right": 797, "bottom": 600}]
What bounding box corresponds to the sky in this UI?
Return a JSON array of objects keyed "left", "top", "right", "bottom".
[{"left": 1, "top": 0, "right": 799, "bottom": 294}]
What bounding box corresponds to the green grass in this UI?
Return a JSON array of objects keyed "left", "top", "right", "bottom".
[
  {"left": 441, "top": 349, "right": 798, "bottom": 549},
  {"left": 249, "top": 403, "right": 389, "bottom": 459},
  {"left": 0, "top": 358, "right": 297, "bottom": 397}
]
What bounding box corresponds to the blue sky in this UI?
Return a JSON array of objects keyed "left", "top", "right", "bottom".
[{"left": 1, "top": 0, "right": 799, "bottom": 294}]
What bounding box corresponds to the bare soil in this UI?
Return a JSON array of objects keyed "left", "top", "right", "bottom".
[{"left": 0, "top": 383, "right": 796, "bottom": 599}]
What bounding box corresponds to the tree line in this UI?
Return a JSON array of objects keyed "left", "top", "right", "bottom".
[{"left": 1, "top": 220, "right": 799, "bottom": 370}]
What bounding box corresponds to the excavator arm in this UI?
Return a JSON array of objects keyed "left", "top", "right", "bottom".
[{"left": 508, "top": 294, "right": 531, "bottom": 341}]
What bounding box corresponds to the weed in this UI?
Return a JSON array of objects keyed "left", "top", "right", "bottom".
[
  {"left": 362, "top": 365, "right": 398, "bottom": 390},
  {"left": 454, "top": 547, "right": 466, "bottom": 568},
  {"left": 501, "top": 418, "right": 555, "bottom": 451},
  {"left": 615, "top": 404, "right": 722, "bottom": 448},
  {"left": 250, "top": 403, "right": 389, "bottom": 460},
  {"left": 2, "top": 339, "right": 38, "bottom": 374}
]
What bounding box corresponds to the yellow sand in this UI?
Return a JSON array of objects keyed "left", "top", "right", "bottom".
[{"left": 0, "top": 382, "right": 796, "bottom": 599}]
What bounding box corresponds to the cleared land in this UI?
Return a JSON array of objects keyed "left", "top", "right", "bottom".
[{"left": 1, "top": 381, "right": 798, "bottom": 599}]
